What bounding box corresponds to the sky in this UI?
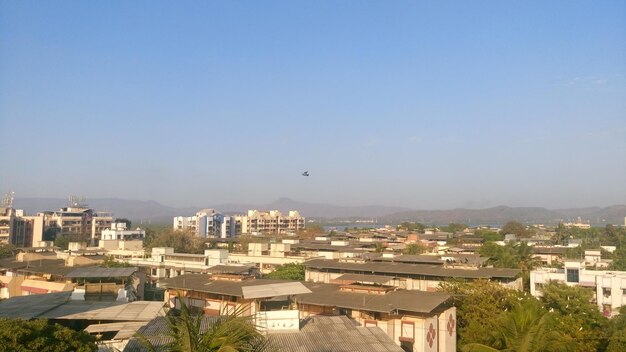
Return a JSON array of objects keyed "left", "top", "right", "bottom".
[{"left": 1, "top": 1, "right": 625, "bottom": 210}]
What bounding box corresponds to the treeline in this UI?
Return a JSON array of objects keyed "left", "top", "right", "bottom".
[{"left": 440, "top": 280, "right": 626, "bottom": 352}]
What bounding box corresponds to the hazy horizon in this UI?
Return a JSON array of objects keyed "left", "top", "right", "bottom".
[{"left": 1, "top": 1, "right": 625, "bottom": 210}]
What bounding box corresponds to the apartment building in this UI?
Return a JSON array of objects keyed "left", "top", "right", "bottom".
[
  {"left": 38, "top": 204, "right": 112, "bottom": 246},
  {"left": 531, "top": 260, "right": 626, "bottom": 317},
  {"left": 173, "top": 209, "right": 305, "bottom": 237},
  {"left": 0, "top": 207, "right": 45, "bottom": 247},
  {"left": 101, "top": 222, "right": 146, "bottom": 241}
]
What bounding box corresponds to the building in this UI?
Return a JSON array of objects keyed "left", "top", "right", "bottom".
[
  {"left": 0, "top": 206, "right": 45, "bottom": 247},
  {"left": 304, "top": 259, "right": 522, "bottom": 291},
  {"left": 39, "top": 205, "right": 113, "bottom": 246},
  {"left": 117, "top": 248, "right": 231, "bottom": 282},
  {"left": 531, "top": 260, "right": 626, "bottom": 317},
  {"left": 158, "top": 274, "right": 456, "bottom": 352},
  {"left": 173, "top": 209, "right": 305, "bottom": 237},
  {"left": 101, "top": 222, "right": 146, "bottom": 241}
]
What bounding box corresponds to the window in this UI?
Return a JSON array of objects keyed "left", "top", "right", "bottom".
[
  {"left": 566, "top": 269, "right": 579, "bottom": 283},
  {"left": 364, "top": 320, "right": 377, "bottom": 327},
  {"left": 603, "top": 288, "right": 611, "bottom": 298},
  {"left": 400, "top": 321, "right": 415, "bottom": 342}
]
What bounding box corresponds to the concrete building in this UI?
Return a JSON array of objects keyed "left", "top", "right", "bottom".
[
  {"left": 305, "top": 259, "right": 522, "bottom": 291},
  {"left": 531, "top": 260, "right": 626, "bottom": 317},
  {"left": 38, "top": 202, "right": 113, "bottom": 246},
  {"left": 101, "top": 222, "right": 146, "bottom": 241},
  {"left": 173, "top": 209, "right": 305, "bottom": 237},
  {"left": 118, "top": 248, "right": 230, "bottom": 281},
  {"left": 0, "top": 206, "right": 45, "bottom": 247},
  {"left": 158, "top": 274, "right": 456, "bottom": 352}
]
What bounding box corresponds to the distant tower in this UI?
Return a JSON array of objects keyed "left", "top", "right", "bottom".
[
  {"left": 68, "top": 195, "right": 87, "bottom": 208},
  {"left": 2, "top": 191, "right": 14, "bottom": 208}
]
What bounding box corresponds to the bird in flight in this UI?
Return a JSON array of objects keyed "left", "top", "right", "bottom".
[{"left": 302, "top": 171, "right": 310, "bottom": 176}]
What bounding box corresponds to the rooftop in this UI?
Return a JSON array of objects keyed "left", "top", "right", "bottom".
[{"left": 304, "top": 258, "right": 520, "bottom": 279}]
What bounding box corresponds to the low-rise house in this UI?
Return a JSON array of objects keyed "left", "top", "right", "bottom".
[
  {"left": 298, "top": 281, "right": 456, "bottom": 352},
  {"left": 531, "top": 260, "right": 626, "bottom": 317},
  {"left": 119, "top": 248, "right": 230, "bottom": 281},
  {"left": 305, "top": 258, "right": 522, "bottom": 291}
]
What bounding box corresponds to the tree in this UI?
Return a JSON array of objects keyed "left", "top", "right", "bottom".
[
  {"left": 138, "top": 297, "right": 268, "bottom": 352},
  {"left": 102, "top": 255, "right": 131, "bottom": 268},
  {"left": 475, "top": 229, "right": 503, "bottom": 242},
  {"left": 441, "top": 223, "right": 467, "bottom": 233},
  {"left": 438, "top": 280, "right": 528, "bottom": 347},
  {"left": 606, "top": 306, "right": 626, "bottom": 352},
  {"left": 500, "top": 221, "right": 528, "bottom": 238},
  {"left": 462, "top": 299, "right": 575, "bottom": 352},
  {"left": 397, "top": 222, "right": 425, "bottom": 232},
  {"left": 539, "top": 282, "right": 608, "bottom": 351},
  {"left": 145, "top": 229, "right": 205, "bottom": 254},
  {"left": 0, "top": 318, "right": 96, "bottom": 352},
  {"left": 264, "top": 263, "right": 305, "bottom": 281},
  {"left": 114, "top": 218, "right": 132, "bottom": 229},
  {"left": 403, "top": 243, "right": 426, "bottom": 255},
  {"left": 0, "top": 244, "right": 16, "bottom": 259}
]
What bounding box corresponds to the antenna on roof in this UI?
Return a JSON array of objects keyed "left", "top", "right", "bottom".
[
  {"left": 68, "top": 195, "right": 87, "bottom": 208},
  {"left": 2, "top": 191, "right": 14, "bottom": 207}
]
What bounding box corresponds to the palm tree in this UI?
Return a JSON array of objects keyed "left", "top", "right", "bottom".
[
  {"left": 138, "top": 297, "right": 270, "bottom": 352},
  {"left": 462, "top": 299, "right": 574, "bottom": 352}
]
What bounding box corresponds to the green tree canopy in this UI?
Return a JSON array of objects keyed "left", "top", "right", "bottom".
[
  {"left": 138, "top": 297, "right": 269, "bottom": 352},
  {"left": 402, "top": 243, "right": 427, "bottom": 255},
  {"left": 0, "top": 243, "right": 16, "bottom": 259},
  {"left": 396, "top": 222, "right": 426, "bottom": 232},
  {"left": 500, "top": 221, "right": 529, "bottom": 237},
  {"left": 114, "top": 218, "right": 132, "bottom": 229},
  {"left": 144, "top": 228, "right": 205, "bottom": 254},
  {"left": 0, "top": 318, "right": 96, "bottom": 352},
  {"left": 264, "top": 263, "right": 305, "bottom": 281},
  {"left": 462, "top": 299, "right": 575, "bottom": 352}
]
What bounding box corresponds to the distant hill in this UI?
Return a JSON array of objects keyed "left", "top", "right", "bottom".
[
  {"left": 10, "top": 197, "right": 626, "bottom": 226},
  {"left": 382, "top": 205, "right": 626, "bottom": 226}
]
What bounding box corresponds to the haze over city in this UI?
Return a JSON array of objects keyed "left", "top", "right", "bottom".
[{"left": 1, "top": 1, "right": 625, "bottom": 210}]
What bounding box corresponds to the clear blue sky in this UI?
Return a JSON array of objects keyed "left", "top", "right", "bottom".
[{"left": 1, "top": 1, "right": 625, "bottom": 209}]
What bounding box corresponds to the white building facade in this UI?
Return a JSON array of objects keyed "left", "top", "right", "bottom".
[{"left": 531, "top": 260, "right": 626, "bottom": 317}]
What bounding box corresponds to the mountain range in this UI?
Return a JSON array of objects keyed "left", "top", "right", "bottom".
[{"left": 10, "top": 197, "right": 626, "bottom": 226}]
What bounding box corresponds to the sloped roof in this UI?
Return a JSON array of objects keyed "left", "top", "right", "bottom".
[
  {"left": 65, "top": 266, "right": 138, "bottom": 278},
  {"left": 304, "top": 259, "right": 520, "bottom": 279}
]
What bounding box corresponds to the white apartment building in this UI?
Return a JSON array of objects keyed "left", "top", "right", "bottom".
[
  {"left": 117, "top": 248, "right": 230, "bottom": 281},
  {"left": 531, "top": 260, "right": 626, "bottom": 317},
  {"left": 173, "top": 209, "right": 305, "bottom": 237},
  {"left": 244, "top": 210, "right": 305, "bottom": 234},
  {"left": 100, "top": 222, "right": 146, "bottom": 241}
]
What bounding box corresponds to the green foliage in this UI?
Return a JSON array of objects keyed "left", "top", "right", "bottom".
[
  {"left": 114, "top": 218, "right": 132, "bottom": 229},
  {"left": 0, "top": 244, "right": 16, "bottom": 259},
  {"left": 396, "top": 222, "right": 425, "bottom": 232},
  {"left": 144, "top": 228, "right": 205, "bottom": 254},
  {"left": 138, "top": 296, "right": 269, "bottom": 352},
  {"left": 539, "top": 282, "right": 608, "bottom": 351},
  {"left": 264, "top": 263, "right": 305, "bottom": 281},
  {"left": 462, "top": 299, "right": 575, "bottom": 352},
  {"left": 374, "top": 242, "right": 385, "bottom": 253},
  {"left": 440, "top": 222, "right": 467, "bottom": 233},
  {"left": 54, "top": 233, "right": 87, "bottom": 250},
  {"left": 0, "top": 318, "right": 96, "bottom": 352},
  {"left": 475, "top": 229, "right": 503, "bottom": 242},
  {"left": 438, "top": 280, "right": 528, "bottom": 347},
  {"left": 102, "top": 255, "right": 131, "bottom": 268},
  {"left": 606, "top": 306, "right": 626, "bottom": 352},
  {"left": 500, "top": 221, "right": 529, "bottom": 237},
  {"left": 611, "top": 240, "right": 626, "bottom": 271},
  {"left": 402, "top": 243, "right": 426, "bottom": 255}
]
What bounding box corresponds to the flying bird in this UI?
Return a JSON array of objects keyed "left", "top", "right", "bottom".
[{"left": 302, "top": 171, "right": 310, "bottom": 176}]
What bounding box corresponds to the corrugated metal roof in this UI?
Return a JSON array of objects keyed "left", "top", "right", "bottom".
[
  {"left": 335, "top": 274, "right": 393, "bottom": 284},
  {"left": 40, "top": 300, "right": 165, "bottom": 321},
  {"left": 299, "top": 282, "right": 450, "bottom": 314},
  {"left": 304, "top": 258, "right": 520, "bottom": 278},
  {"left": 0, "top": 291, "right": 71, "bottom": 319},
  {"left": 242, "top": 282, "right": 311, "bottom": 299},
  {"left": 84, "top": 321, "right": 149, "bottom": 340},
  {"left": 160, "top": 275, "right": 297, "bottom": 297},
  {"left": 65, "top": 266, "right": 138, "bottom": 278}
]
